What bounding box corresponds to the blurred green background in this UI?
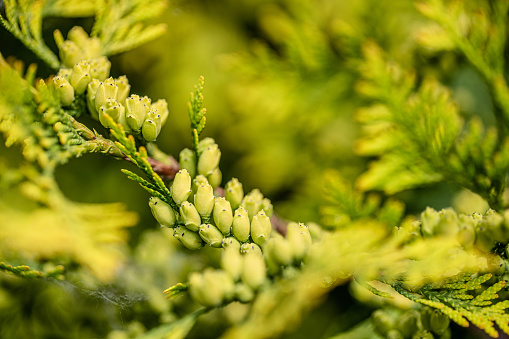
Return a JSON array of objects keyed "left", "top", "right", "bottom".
[{"left": 0, "top": 0, "right": 496, "bottom": 338}]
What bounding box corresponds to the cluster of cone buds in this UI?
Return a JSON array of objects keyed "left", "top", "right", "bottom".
[
  {"left": 181, "top": 217, "right": 314, "bottom": 308},
  {"left": 187, "top": 247, "right": 266, "bottom": 307},
  {"left": 88, "top": 79, "right": 169, "bottom": 142},
  {"left": 372, "top": 308, "right": 451, "bottom": 339},
  {"left": 178, "top": 138, "right": 223, "bottom": 188},
  {"left": 147, "top": 169, "right": 274, "bottom": 250},
  {"left": 52, "top": 26, "right": 169, "bottom": 142},
  {"left": 418, "top": 207, "right": 509, "bottom": 258},
  {"left": 148, "top": 140, "right": 318, "bottom": 307},
  {"left": 52, "top": 26, "right": 111, "bottom": 105}
]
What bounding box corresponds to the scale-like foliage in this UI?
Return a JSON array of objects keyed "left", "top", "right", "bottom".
[
  {"left": 0, "top": 202, "right": 137, "bottom": 281},
  {"left": 0, "top": 262, "right": 64, "bottom": 279},
  {"left": 91, "top": 0, "right": 167, "bottom": 56},
  {"left": 188, "top": 76, "right": 207, "bottom": 154},
  {"left": 416, "top": 0, "right": 509, "bottom": 120},
  {"left": 0, "top": 0, "right": 60, "bottom": 69},
  {"left": 321, "top": 169, "right": 405, "bottom": 228},
  {"left": 394, "top": 275, "right": 509, "bottom": 338},
  {"left": 356, "top": 42, "right": 509, "bottom": 210},
  {"left": 106, "top": 113, "right": 176, "bottom": 209}
]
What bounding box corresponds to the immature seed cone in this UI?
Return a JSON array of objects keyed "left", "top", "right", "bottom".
[
  {"left": 234, "top": 283, "right": 254, "bottom": 303},
  {"left": 207, "top": 167, "right": 222, "bottom": 189},
  {"left": 86, "top": 79, "right": 101, "bottom": 119},
  {"left": 265, "top": 235, "right": 293, "bottom": 266},
  {"left": 240, "top": 242, "right": 262, "bottom": 257},
  {"left": 475, "top": 225, "right": 497, "bottom": 253},
  {"left": 386, "top": 329, "right": 404, "bottom": 339},
  {"left": 221, "top": 246, "right": 243, "bottom": 281},
  {"left": 151, "top": 99, "right": 169, "bottom": 125},
  {"left": 260, "top": 198, "right": 274, "bottom": 218},
  {"left": 180, "top": 201, "right": 202, "bottom": 232},
  {"left": 250, "top": 210, "right": 271, "bottom": 246},
  {"left": 115, "top": 75, "right": 130, "bottom": 103},
  {"left": 241, "top": 252, "right": 266, "bottom": 290},
  {"left": 198, "top": 224, "right": 224, "bottom": 248},
  {"left": 70, "top": 60, "right": 91, "bottom": 94},
  {"left": 197, "top": 137, "right": 216, "bottom": 153},
  {"left": 222, "top": 237, "right": 241, "bottom": 251},
  {"left": 213, "top": 197, "right": 233, "bottom": 235},
  {"left": 225, "top": 178, "right": 244, "bottom": 210},
  {"left": 83, "top": 37, "right": 102, "bottom": 59},
  {"left": 420, "top": 207, "right": 441, "bottom": 237},
  {"left": 457, "top": 222, "right": 475, "bottom": 248},
  {"left": 89, "top": 56, "right": 111, "bottom": 81},
  {"left": 192, "top": 175, "right": 209, "bottom": 193},
  {"left": 197, "top": 143, "right": 221, "bottom": 176},
  {"left": 67, "top": 26, "right": 89, "bottom": 48},
  {"left": 59, "top": 40, "right": 84, "bottom": 68},
  {"left": 66, "top": 26, "right": 102, "bottom": 59},
  {"left": 173, "top": 226, "right": 203, "bottom": 250},
  {"left": 188, "top": 269, "right": 234, "bottom": 307},
  {"left": 125, "top": 94, "right": 148, "bottom": 131},
  {"left": 242, "top": 197, "right": 260, "bottom": 221},
  {"left": 232, "top": 206, "right": 250, "bottom": 242},
  {"left": 141, "top": 110, "right": 162, "bottom": 142},
  {"left": 429, "top": 309, "right": 450, "bottom": 335},
  {"left": 148, "top": 196, "right": 176, "bottom": 227},
  {"left": 188, "top": 272, "right": 207, "bottom": 305},
  {"left": 171, "top": 169, "right": 192, "bottom": 205},
  {"left": 99, "top": 98, "right": 125, "bottom": 129},
  {"left": 411, "top": 330, "right": 434, "bottom": 339},
  {"left": 419, "top": 308, "right": 433, "bottom": 333},
  {"left": 179, "top": 148, "right": 196, "bottom": 178},
  {"left": 56, "top": 68, "right": 72, "bottom": 81},
  {"left": 286, "top": 222, "right": 312, "bottom": 261},
  {"left": 53, "top": 76, "right": 74, "bottom": 106},
  {"left": 216, "top": 269, "right": 235, "bottom": 301},
  {"left": 194, "top": 182, "right": 215, "bottom": 217},
  {"left": 95, "top": 78, "right": 118, "bottom": 112},
  {"left": 371, "top": 309, "right": 394, "bottom": 337},
  {"left": 396, "top": 310, "right": 419, "bottom": 339},
  {"left": 307, "top": 222, "right": 324, "bottom": 241}
]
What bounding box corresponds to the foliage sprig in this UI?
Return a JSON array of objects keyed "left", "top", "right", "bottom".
[
  {"left": 0, "top": 262, "right": 65, "bottom": 279},
  {"left": 356, "top": 42, "right": 509, "bottom": 210},
  {"left": 393, "top": 274, "right": 509, "bottom": 338},
  {"left": 188, "top": 75, "right": 207, "bottom": 155},
  {"left": 105, "top": 114, "right": 177, "bottom": 210}
]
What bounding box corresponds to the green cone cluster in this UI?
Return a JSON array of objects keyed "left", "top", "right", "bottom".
[
  {"left": 371, "top": 309, "right": 451, "bottom": 339},
  {"left": 53, "top": 26, "right": 169, "bottom": 143},
  {"left": 179, "top": 138, "right": 223, "bottom": 188},
  {"left": 57, "top": 26, "right": 102, "bottom": 68},
  {"left": 185, "top": 218, "right": 317, "bottom": 308},
  {"left": 147, "top": 166, "right": 271, "bottom": 250},
  {"left": 53, "top": 27, "right": 111, "bottom": 106},
  {"left": 417, "top": 207, "right": 509, "bottom": 254},
  {"left": 264, "top": 222, "right": 312, "bottom": 275},
  {"left": 88, "top": 78, "right": 169, "bottom": 142},
  {"left": 188, "top": 248, "right": 266, "bottom": 307},
  {"left": 147, "top": 140, "right": 320, "bottom": 307}
]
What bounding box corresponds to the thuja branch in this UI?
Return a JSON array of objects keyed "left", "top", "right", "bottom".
[
  {"left": 0, "top": 262, "right": 65, "bottom": 280},
  {"left": 70, "top": 116, "right": 180, "bottom": 179},
  {"left": 104, "top": 113, "right": 177, "bottom": 210},
  {"left": 69, "top": 116, "right": 123, "bottom": 157}
]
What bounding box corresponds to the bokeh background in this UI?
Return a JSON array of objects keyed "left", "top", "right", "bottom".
[{"left": 0, "top": 0, "right": 496, "bottom": 338}]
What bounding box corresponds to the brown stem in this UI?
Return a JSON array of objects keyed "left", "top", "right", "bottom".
[
  {"left": 146, "top": 156, "right": 180, "bottom": 180},
  {"left": 271, "top": 214, "right": 289, "bottom": 236}
]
